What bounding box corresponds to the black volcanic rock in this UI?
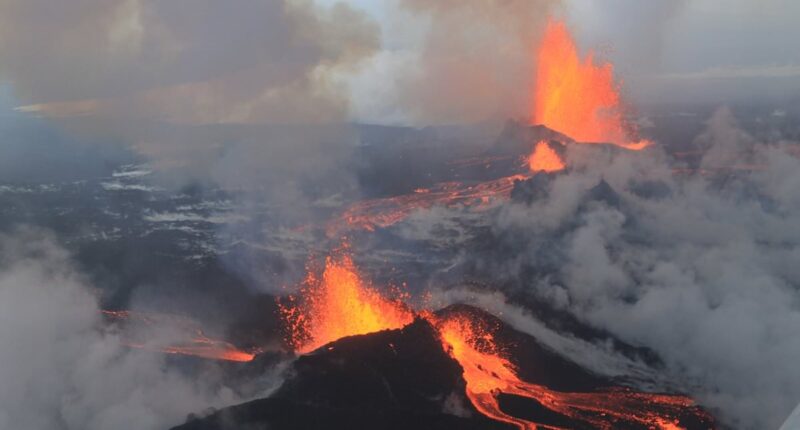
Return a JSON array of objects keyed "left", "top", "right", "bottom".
[
  {"left": 583, "top": 178, "right": 622, "bottom": 208},
  {"left": 489, "top": 121, "right": 574, "bottom": 157},
  {"left": 629, "top": 179, "right": 672, "bottom": 200},
  {"left": 172, "top": 318, "right": 510, "bottom": 430},
  {"left": 510, "top": 172, "right": 555, "bottom": 205}
]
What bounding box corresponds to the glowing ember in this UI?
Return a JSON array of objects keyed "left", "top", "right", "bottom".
[
  {"left": 432, "top": 312, "right": 707, "bottom": 430},
  {"left": 279, "top": 254, "right": 414, "bottom": 354},
  {"left": 102, "top": 310, "right": 255, "bottom": 362},
  {"left": 527, "top": 140, "right": 566, "bottom": 173},
  {"left": 533, "top": 19, "right": 650, "bottom": 150}
]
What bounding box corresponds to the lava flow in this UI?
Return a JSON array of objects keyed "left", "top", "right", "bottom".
[
  {"left": 328, "top": 174, "right": 527, "bottom": 233},
  {"left": 102, "top": 310, "right": 255, "bottom": 362},
  {"left": 278, "top": 254, "right": 414, "bottom": 354},
  {"left": 533, "top": 19, "right": 650, "bottom": 150},
  {"left": 433, "top": 312, "right": 708, "bottom": 430}
]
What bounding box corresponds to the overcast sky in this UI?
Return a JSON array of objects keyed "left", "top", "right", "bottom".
[{"left": 1, "top": 0, "right": 799, "bottom": 126}]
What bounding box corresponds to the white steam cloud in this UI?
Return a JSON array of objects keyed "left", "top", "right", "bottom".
[
  {"left": 473, "top": 108, "right": 800, "bottom": 429},
  {"left": 0, "top": 229, "right": 244, "bottom": 430}
]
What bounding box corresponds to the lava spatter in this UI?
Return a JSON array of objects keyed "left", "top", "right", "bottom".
[{"left": 278, "top": 254, "right": 414, "bottom": 354}]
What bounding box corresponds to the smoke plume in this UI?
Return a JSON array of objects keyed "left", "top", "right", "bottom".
[
  {"left": 346, "top": 0, "right": 561, "bottom": 125},
  {"left": 0, "top": 228, "right": 251, "bottom": 430},
  {"left": 446, "top": 108, "right": 800, "bottom": 429}
]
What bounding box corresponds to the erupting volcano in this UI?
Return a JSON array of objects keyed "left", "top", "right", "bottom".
[
  {"left": 265, "top": 253, "right": 715, "bottom": 430},
  {"left": 532, "top": 19, "right": 650, "bottom": 150},
  {"left": 324, "top": 20, "right": 662, "bottom": 234}
]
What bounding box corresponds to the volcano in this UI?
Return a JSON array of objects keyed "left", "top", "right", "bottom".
[{"left": 171, "top": 305, "right": 714, "bottom": 430}]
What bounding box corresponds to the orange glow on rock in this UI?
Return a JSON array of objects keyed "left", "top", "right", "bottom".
[
  {"left": 527, "top": 140, "right": 566, "bottom": 173},
  {"left": 279, "top": 254, "right": 414, "bottom": 354},
  {"left": 533, "top": 19, "right": 650, "bottom": 151}
]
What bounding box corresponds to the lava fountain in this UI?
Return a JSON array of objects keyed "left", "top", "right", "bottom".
[
  {"left": 532, "top": 19, "right": 650, "bottom": 150},
  {"left": 278, "top": 254, "right": 414, "bottom": 354},
  {"left": 527, "top": 140, "right": 566, "bottom": 173}
]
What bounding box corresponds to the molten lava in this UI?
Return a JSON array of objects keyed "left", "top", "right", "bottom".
[
  {"left": 328, "top": 174, "right": 527, "bottom": 233},
  {"left": 433, "top": 312, "right": 707, "bottom": 430},
  {"left": 279, "top": 255, "right": 414, "bottom": 354},
  {"left": 533, "top": 19, "right": 650, "bottom": 150},
  {"left": 102, "top": 310, "right": 255, "bottom": 362},
  {"left": 527, "top": 140, "right": 566, "bottom": 173}
]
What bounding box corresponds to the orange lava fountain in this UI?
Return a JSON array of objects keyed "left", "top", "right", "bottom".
[
  {"left": 533, "top": 19, "right": 650, "bottom": 150},
  {"left": 527, "top": 140, "right": 566, "bottom": 173},
  {"left": 433, "top": 312, "right": 705, "bottom": 430},
  {"left": 278, "top": 255, "right": 414, "bottom": 354}
]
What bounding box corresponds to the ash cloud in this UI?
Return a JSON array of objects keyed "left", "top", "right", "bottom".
[
  {"left": 0, "top": 228, "right": 256, "bottom": 430},
  {"left": 446, "top": 109, "right": 800, "bottom": 428}
]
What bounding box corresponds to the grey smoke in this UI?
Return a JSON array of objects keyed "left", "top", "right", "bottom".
[
  {"left": 0, "top": 228, "right": 249, "bottom": 430},
  {"left": 461, "top": 108, "right": 800, "bottom": 429},
  {"left": 346, "top": 0, "right": 560, "bottom": 125}
]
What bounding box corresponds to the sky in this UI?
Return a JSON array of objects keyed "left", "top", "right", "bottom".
[{"left": 2, "top": 0, "right": 799, "bottom": 126}]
